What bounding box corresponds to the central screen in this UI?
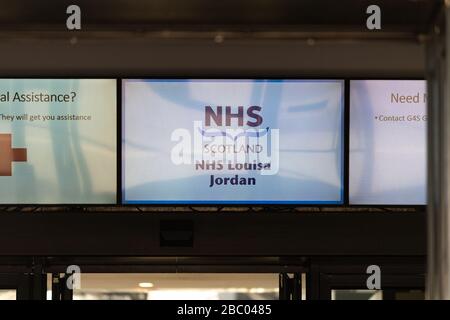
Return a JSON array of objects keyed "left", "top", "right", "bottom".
[{"left": 122, "top": 79, "right": 344, "bottom": 204}]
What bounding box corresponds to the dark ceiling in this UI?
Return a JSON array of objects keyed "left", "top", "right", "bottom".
[{"left": 0, "top": 0, "right": 442, "bottom": 33}]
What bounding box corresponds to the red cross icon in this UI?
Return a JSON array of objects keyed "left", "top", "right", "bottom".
[{"left": 0, "top": 134, "right": 27, "bottom": 176}]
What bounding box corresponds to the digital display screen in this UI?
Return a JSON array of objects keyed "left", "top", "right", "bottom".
[
  {"left": 0, "top": 79, "right": 117, "bottom": 204},
  {"left": 122, "top": 79, "right": 344, "bottom": 204},
  {"left": 349, "top": 80, "right": 426, "bottom": 205}
]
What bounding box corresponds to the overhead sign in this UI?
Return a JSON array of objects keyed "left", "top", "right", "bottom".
[
  {"left": 349, "top": 80, "right": 427, "bottom": 205},
  {"left": 0, "top": 79, "right": 117, "bottom": 204},
  {"left": 122, "top": 79, "right": 344, "bottom": 204}
]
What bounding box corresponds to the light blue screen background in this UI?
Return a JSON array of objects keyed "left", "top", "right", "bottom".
[
  {"left": 122, "top": 79, "right": 344, "bottom": 204},
  {"left": 0, "top": 79, "right": 117, "bottom": 204},
  {"left": 349, "top": 80, "right": 427, "bottom": 205}
]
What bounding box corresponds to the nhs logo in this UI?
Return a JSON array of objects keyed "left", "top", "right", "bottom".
[{"left": 204, "top": 106, "right": 263, "bottom": 127}]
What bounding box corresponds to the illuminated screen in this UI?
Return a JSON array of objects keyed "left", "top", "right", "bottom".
[
  {"left": 0, "top": 79, "right": 117, "bottom": 204},
  {"left": 122, "top": 79, "right": 344, "bottom": 204},
  {"left": 349, "top": 80, "right": 426, "bottom": 205}
]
